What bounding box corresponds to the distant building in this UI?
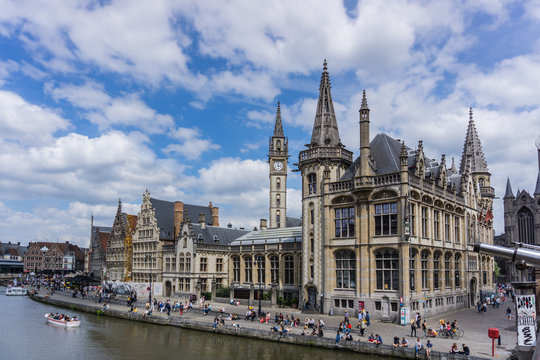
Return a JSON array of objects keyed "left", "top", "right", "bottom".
[
  {"left": 23, "top": 241, "right": 84, "bottom": 274},
  {"left": 0, "top": 241, "right": 27, "bottom": 261},
  {"left": 88, "top": 218, "right": 111, "bottom": 280},
  {"left": 105, "top": 200, "right": 137, "bottom": 282},
  {"left": 503, "top": 142, "right": 540, "bottom": 283}
]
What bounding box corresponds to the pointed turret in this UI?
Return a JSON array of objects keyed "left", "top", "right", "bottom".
[
  {"left": 309, "top": 60, "right": 343, "bottom": 148},
  {"left": 273, "top": 101, "right": 284, "bottom": 137},
  {"left": 504, "top": 178, "right": 514, "bottom": 199},
  {"left": 534, "top": 172, "right": 540, "bottom": 196},
  {"left": 459, "top": 108, "right": 489, "bottom": 175}
]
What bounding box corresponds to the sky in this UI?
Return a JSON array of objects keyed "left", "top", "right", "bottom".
[{"left": 1, "top": 0, "right": 540, "bottom": 249}]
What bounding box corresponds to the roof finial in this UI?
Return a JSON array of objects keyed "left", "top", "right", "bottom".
[
  {"left": 323, "top": 59, "right": 327, "bottom": 72},
  {"left": 469, "top": 107, "right": 473, "bottom": 122},
  {"left": 360, "top": 90, "right": 369, "bottom": 110}
]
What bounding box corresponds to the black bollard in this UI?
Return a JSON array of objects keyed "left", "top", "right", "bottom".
[{"left": 498, "top": 335, "right": 501, "bottom": 346}]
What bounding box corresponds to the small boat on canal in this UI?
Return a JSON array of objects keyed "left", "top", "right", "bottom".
[
  {"left": 44, "top": 313, "right": 81, "bottom": 327},
  {"left": 6, "top": 286, "right": 27, "bottom": 296}
]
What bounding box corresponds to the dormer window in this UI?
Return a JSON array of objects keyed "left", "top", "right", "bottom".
[
  {"left": 214, "top": 235, "right": 219, "bottom": 243},
  {"left": 198, "top": 234, "right": 203, "bottom": 242}
]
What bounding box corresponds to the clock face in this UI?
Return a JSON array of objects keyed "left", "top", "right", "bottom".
[{"left": 273, "top": 161, "right": 283, "bottom": 171}]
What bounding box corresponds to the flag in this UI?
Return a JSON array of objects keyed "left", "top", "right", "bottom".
[
  {"left": 478, "top": 205, "right": 484, "bottom": 223},
  {"left": 485, "top": 209, "right": 493, "bottom": 223}
]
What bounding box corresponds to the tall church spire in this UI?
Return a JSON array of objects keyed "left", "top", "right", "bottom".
[
  {"left": 534, "top": 172, "right": 540, "bottom": 196},
  {"left": 504, "top": 178, "right": 514, "bottom": 199},
  {"left": 459, "top": 108, "right": 489, "bottom": 174},
  {"left": 309, "top": 60, "right": 343, "bottom": 148},
  {"left": 273, "top": 101, "right": 284, "bottom": 137}
]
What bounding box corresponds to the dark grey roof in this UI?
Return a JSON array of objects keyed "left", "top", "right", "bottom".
[
  {"left": 0, "top": 242, "right": 27, "bottom": 256},
  {"left": 150, "top": 198, "right": 214, "bottom": 240},
  {"left": 504, "top": 178, "right": 514, "bottom": 199},
  {"left": 534, "top": 173, "right": 540, "bottom": 196},
  {"left": 286, "top": 217, "right": 302, "bottom": 227},
  {"left": 191, "top": 224, "right": 249, "bottom": 246},
  {"left": 231, "top": 226, "right": 302, "bottom": 245}
]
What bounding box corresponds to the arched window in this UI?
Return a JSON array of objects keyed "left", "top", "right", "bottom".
[
  {"left": 308, "top": 173, "right": 317, "bottom": 195},
  {"left": 409, "top": 249, "right": 417, "bottom": 291},
  {"left": 232, "top": 256, "right": 240, "bottom": 282},
  {"left": 255, "top": 255, "right": 265, "bottom": 284},
  {"left": 310, "top": 203, "right": 314, "bottom": 225},
  {"left": 277, "top": 140, "right": 281, "bottom": 151},
  {"left": 444, "top": 253, "right": 452, "bottom": 288},
  {"left": 276, "top": 194, "right": 280, "bottom": 207},
  {"left": 284, "top": 255, "right": 294, "bottom": 285},
  {"left": 185, "top": 253, "right": 191, "bottom": 272},
  {"left": 276, "top": 177, "right": 281, "bottom": 189},
  {"left": 244, "top": 256, "right": 252, "bottom": 283},
  {"left": 454, "top": 253, "right": 461, "bottom": 288},
  {"left": 482, "top": 256, "right": 487, "bottom": 285},
  {"left": 375, "top": 248, "right": 399, "bottom": 290},
  {"left": 335, "top": 250, "right": 356, "bottom": 289},
  {"left": 433, "top": 252, "right": 441, "bottom": 289},
  {"left": 421, "top": 250, "right": 430, "bottom": 290},
  {"left": 179, "top": 253, "right": 185, "bottom": 272},
  {"left": 270, "top": 255, "right": 279, "bottom": 283},
  {"left": 518, "top": 207, "right": 535, "bottom": 244},
  {"left": 276, "top": 210, "right": 281, "bottom": 227}
]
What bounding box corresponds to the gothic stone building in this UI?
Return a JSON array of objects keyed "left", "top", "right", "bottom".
[
  {"left": 503, "top": 144, "right": 540, "bottom": 283},
  {"left": 88, "top": 218, "right": 111, "bottom": 280},
  {"left": 297, "top": 61, "right": 494, "bottom": 320},
  {"left": 105, "top": 199, "right": 138, "bottom": 282}
]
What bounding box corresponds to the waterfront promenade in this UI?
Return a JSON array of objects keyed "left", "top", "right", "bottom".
[{"left": 30, "top": 287, "right": 517, "bottom": 359}]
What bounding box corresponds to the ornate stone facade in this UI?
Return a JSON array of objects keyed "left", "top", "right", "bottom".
[
  {"left": 269, "top": 102, "right": 289, "bottom": 229},
  {"left": 105, "top": 200, "right": 137, "bottom": 281},
  {"left": 297, "top": 62, "right": 494, "bottom": 320}
]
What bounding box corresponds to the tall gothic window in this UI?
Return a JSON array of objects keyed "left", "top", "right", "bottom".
[
  {"left": 411, "top": 203, "right": 417, "bottom": 236},
  {"left": 179, "top": 253, "right": 184, "bottom": 272},
  {"left": 433, "top": 210, "right": 440, "bottom": 240},
  {"left": 409, "top": 249, "right": 417, "bottom": 291},
  {"left": 276, "top": 210, "right": 280, "bottom": 227},
  {"left": 308, "top": 173, "right": 317, "bottom": 195},
  {"left": 421, "top": 250, "right": 429, "bottom": 289},
  {"left": 375, "top": 248, "right": 399, "bottom": 290},
  {"left": 256, "top": 255, "right": 265, "bottom": 283},
  {"left": 335, "top": 250, "right": 356, "bottom": 289},
  {"left": 433, "top": 252, "right": 441, "bottom": 289},
  {"left": 444, "top": 214, "right": 451, "bottom": 242},
  {"left": 375, "top": 202, "right": 398, "bottom": 235},
  {"left": 444, "top": 252, "right": 452, "bottom": 288},
  {"left": 185, "top": 254, "right": 191, "bottom": 272},
  {"left": 270, "top": 255, "right": 279, "bottom": 283},
  {"left": 421, "top": 207, "right": 429, "bottom": 238},
  {"left": 284, "top": 255, "right": 294, "bottom": 285},
  {"left": 454, "top": 216, "right": 461, "bottom": 243},
  {"left": 454, "top": 254, "right": 461, "bottom": 288},
  {"left": 335, "top": 207, "right": 355, "bottom": 238},
  {"left": 276, "top": 177, "right": 281, "bottom": 189},
  {"left": 244, "top": 256, "right": 252, "bottom": 283},
  {"left": 232, "top": 256, "right": 240, "bottom": 282},
  {"left": 518, "top": 207, "right": 535, "bottom": 244}
]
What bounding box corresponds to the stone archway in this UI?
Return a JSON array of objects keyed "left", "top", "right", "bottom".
[
  {"left": 469, "top": 277, "right": 477, "bottom": 306},
  {"left": 165, "top": 281, "right": 172, "bottom": 297}
]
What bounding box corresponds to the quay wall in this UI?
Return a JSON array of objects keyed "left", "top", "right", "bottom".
[{"left": 30, "top": 294, "right": 483, "bottom": 360}]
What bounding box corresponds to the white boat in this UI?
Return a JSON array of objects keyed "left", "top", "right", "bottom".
[
  {"left": 6, "top": 286, "right": 27, "bottom": 296},
  {"left": 44, "top": 313, "right": 81, "bottom": 327}
]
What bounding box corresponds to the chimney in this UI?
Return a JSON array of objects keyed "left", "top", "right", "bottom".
[
  {"left": 260, "top": 219, "right": 268, "bottom": 230},
  {"left": 199, "top": 213, "right": 206, "bottom": 229},
  {"left": 209, "top": 202, "right": 219, "bottom": 226},
  {"left": 174, "top": 201, "right": 184, "bottom": 239}
]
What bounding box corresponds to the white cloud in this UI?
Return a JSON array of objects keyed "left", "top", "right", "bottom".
[
  {"left": 48, "top": 81, "right": 174, "bottom": 133},
  {"left": 0, "top": 90, "right": 71, "bottom": 145},
  {"left": 164, "top": 127, "right": 221, "bottom": 160}
]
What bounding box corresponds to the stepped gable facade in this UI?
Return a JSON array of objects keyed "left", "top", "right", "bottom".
[
  {"left": 296, "top": 61, "right": 494, "bottom": 320},
  {"left": 24, "top": 241, "right": 84, "bottom": 273}
]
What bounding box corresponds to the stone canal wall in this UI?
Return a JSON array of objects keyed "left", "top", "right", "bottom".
[{"left": 30, "top": 294, "right": 483, "bottom": 360}]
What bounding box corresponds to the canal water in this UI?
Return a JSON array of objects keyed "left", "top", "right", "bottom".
[{"left": 1, "top": 287, "right": 381, "bottom": 360}]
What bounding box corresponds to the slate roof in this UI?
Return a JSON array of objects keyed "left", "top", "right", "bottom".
[
  {"left": 534, "top": 172, "right": 540, "bottom": 196},
  {"left": 286, "top": 217, "right": 302, "bottom": 227},
  {"left": 149, "top": 198, "right": 214, "bottom": 240},
  {"left": 231, "top": 226, "right": 302, "bottom": 246},
  {"left": 190, "top": 224, "right": 249, "bottom": 246},
  {"left": 0, "top": 242, "right": 27, "bottom": 257},
  {"left": 459, "top": 108, "right": 489, "bottom": 174},
  {"left": 504, "top": 178, "right": 514, "bottom": 199}
]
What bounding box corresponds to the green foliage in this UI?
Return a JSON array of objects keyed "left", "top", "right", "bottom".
[
  {"left": 216, "top": 286, "right": 230, "bottom": 298},
  {"left": 494, "top": 262, "right": 501, "bottom": 277},
  {"left": 277, "top": 296, "right": 285, "bottom": 306},
  {"left": 96, "top": 309, "right": 102, "bottom": 315},
  {"left": 202, "top": 291, "right": 212, "bottom": 300},
  {"left": 262, "top": 291, "right": 271, "bottom": 301}
]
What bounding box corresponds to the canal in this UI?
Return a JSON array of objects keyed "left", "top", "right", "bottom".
[{"left": 1, "top": 288, "right": 382, "bottom": 360}]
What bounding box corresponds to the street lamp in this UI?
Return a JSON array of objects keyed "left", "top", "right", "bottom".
[
  {"left": 145, "top": 254, "right": 153, "bottom": 305},
  {"left": 254, "top": 256, "right": 263, "bottom": 317}
]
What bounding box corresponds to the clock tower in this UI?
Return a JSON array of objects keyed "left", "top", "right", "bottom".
[{"left": 269, "top": 102, "right": 289, "bottom": 228}]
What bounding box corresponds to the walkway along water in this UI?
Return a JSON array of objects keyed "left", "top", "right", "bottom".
[{"left": 28, "top": 289, "right": 514, "bottom": 360}]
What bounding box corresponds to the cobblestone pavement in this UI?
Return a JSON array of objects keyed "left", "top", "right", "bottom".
[{"left": 36, "top": 287, "right": 517, "bottom": 359}]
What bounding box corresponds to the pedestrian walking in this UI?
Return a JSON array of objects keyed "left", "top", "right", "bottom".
[
  {"left": 506, "top": 307, "right": 513, "bottom": 320},
  {"left": 411, "top": 319, "right": 417, "bottom": 337},
  {"left": 422, "top": 320, "right": 427, "bottom": 338}
]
